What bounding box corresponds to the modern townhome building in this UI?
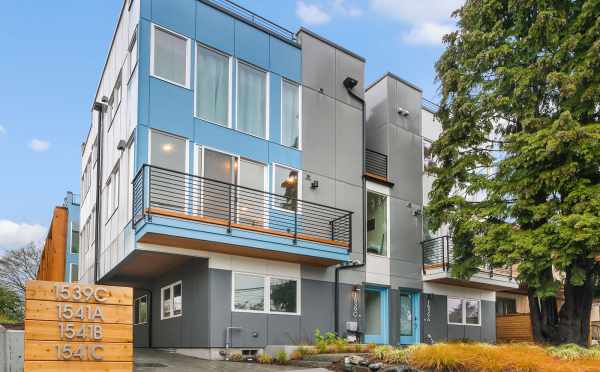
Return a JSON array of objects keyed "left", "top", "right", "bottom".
[
  {"left": 364, "top": 73, "right": 521, "bottom": 344},
  {"left": 79, "top": 0, "right": 364, "bottom": 357},
  {"left": 37, "top": 192, "right": 80, "bottom": 282},
  {"left": 78, "top": 0, "right": 525, "bottom": 356}
]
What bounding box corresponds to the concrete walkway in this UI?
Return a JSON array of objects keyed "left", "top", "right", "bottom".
[{"left": 135, "top": 349, "right": 313, "bottom": 371}]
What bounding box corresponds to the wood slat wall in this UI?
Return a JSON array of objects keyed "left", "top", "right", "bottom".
[{"left": 496, "top": 314, "right": 534, "bottom": 343}]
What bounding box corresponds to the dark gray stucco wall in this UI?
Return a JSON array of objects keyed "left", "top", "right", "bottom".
[{"left": 421, "top": 293, "right": 495, "bottom": 343}]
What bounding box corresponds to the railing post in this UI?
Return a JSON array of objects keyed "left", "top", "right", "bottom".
[
  {"left": 330, "top": 221, "right": 335, "bottom": 241},
  {"left": 422, "top": 241, "right": 426, "bottom": 275},
  {"left": 510, "top": 266, "right": 513, "bottom": 281},
  {"left": 293, "top": 205, "right": 298, "bottom": 244},
  {"left": 146, "top": 166, "right": 152, "bottom": 222},
  {"left": 227, "top": 184, "right": 232, "bottom": 233},
  {"left": 348, "top": 214, "right": 352, "bottom": 251}
]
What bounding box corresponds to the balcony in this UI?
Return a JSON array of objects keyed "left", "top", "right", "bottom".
[
  {"left": 132, "top": 165, "right": 353, "bottom": 266},
  {"left": 365, "top": 149, "right": 393, "bottom": 186},
  {"left": 422, "top": 236, "right": 519, "bottom": 290}
]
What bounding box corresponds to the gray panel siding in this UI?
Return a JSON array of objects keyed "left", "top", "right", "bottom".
[
  {"left": 231, "top": 312, "right": 268, "bottom": 347},
  {"left": 421, "top": 294, "right": 496, "bottom": 343},
  {"left": 209, "top": 268, "right": 232, "bottom": 347},
  {"left": 302, "top": 88, "right": 336, "bottom": 178},
  {"left": 389, "top": 289, "right": 400, "bottom": 345},
  {"left": 151, "top": 258, "right": 210, "bottom": 348},
  {"left": 268, "top": 314, "right": 301, "bottom": 345},
  {"left": 300, "top": 279, "right": 334, "bottom": 342}
]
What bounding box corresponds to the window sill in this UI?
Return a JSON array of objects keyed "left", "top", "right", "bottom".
[
  {"left": 232, "top": 309, "right": 300, "bottom": 316},
  {"left": 150, "top": 74, "right": 190, "bottom": 90}
]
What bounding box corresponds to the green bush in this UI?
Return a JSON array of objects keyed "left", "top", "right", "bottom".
[
  {"left": 228, "top": 353, "right": 243, "bottom": 362},
  {"left": 274, "top": 350, "right": 288, "bottom": 364},
  {"left": 547, "top": 344, "right": 600, "bottom": 360},
  {"left": 257, "top": 353, "right": 273, "bottom": 364}
]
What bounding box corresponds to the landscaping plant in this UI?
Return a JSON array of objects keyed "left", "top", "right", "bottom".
[{"left": 428, "top": 0, "right": 600, "bottom": 345}]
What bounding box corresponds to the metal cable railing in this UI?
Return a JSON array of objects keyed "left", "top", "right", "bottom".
[
  {"left": 365, "top": 149, "right": 388, "bottom": 180},
  {"left": 421, "top": 235, "right": 513, "bottom": 279},
  {"left": 202, "top": 0, "right": 297, "bottom": 43},
  {"left": 133, "top": 164, "right": 353, "bottom": 248}
]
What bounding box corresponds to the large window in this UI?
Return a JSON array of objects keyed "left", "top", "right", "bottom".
[
  {"left": 233, "top": 273, "right": 299, "bottom": 315},
  {"left": 237, "top": 62, "right": 267, "bottom": 138},
  {"left": 367, "top": 190, "right": 388, "bottom": 256},
  {"left": 134, "top": 295, "right": 148, "bottom": 325},
  {"left": 151, "top": 25, "right": 189, "bottom": 87},
  {"left": 161, "top": 281, "right": 182, "bottom": 320},
  {"left": 447, "top": 297, "right": 481, "bottom": 325},
  {"left": 71, "top": 222, "right": 79, "bottom": 254},
  {"left": 281, "top": 80, "right": 300, "bottom": 148},
  {"left": 196, "top": 45, "right": 230, "bottom": 126},
  {"left": 233, "top": 273, "right": 265, "bottom": 311},
  {"left": 273, "top": 164, "right": 300, "bottom": 212},
  {"left": 150, "top": 131, "right": 187, "bottom": 212},
  {"left": 496, "top": 297, "right": 517, "bottom": 315}
]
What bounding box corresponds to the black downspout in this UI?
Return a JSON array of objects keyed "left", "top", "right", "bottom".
[
  {"left": 334, "top": 78, "right": 367, "bottom": 337},
  {"left": 92, "top": 101, "right": 106, "bottom": 284}
]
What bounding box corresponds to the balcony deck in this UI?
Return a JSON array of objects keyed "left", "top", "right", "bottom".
[
  {"left": 422, "top": 236, "right": 519, "bottom": 290},
  {"left": 132, "top": 165, "right": 353, "bottom": 266}
]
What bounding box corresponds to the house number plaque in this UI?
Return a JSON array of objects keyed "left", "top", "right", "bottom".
[{"left": 24, "top": 280, "right": 134, "bottom": 371}]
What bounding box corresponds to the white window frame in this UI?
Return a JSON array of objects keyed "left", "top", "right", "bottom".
[
  {"left": 447, "top": 297, "right": 481, "bottom": 326},
  {"left": 231, "top": 272, "right": 300, "bottom": 316},
  {"left": 105, "top": 165, "right": 120, "bottom": 223},
  {"left": 161, "top": 281, "right": 182, "bottom": 320},
  {"left": 280, "top": 79, "right": 302, "bottom": 150},
  {"left": 127, "top": 139, "right": 135, "bottom": 222},
  {"left": 235, "top": 60, "right": 270, "bottom": 140},
  {"left": 148, "top": 129, "right": 190, "bottom": 171},
  {"left": 271, "top": 163, "right": 302, "bottom": 214},
  {"left": 134, "top": 295, "right": 148, "bottom": 325},
  {"left": 365, "top": 181, "right": 391, "bottom": 258},
  {"left": 194, "top": 43, "right": 233, "bottom": 128},
  {"left": 150, "top": 24, "right": 191, "bottom": 89}
]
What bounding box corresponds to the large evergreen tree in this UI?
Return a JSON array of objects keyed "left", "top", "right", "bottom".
[{"left": 428, "top": 0, "right": 600, "bottom": 345}]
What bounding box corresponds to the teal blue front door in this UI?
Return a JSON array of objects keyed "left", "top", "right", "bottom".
[
  {"left": 399, "top": 291, "right": 420, "bottom": 344},
  {"left": 364, "top": 287, "right": 389, "bottom": 344}
]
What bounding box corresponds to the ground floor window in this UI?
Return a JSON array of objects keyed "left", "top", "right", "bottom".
[
  {"left": 135, "top": 295, "right": 148, "bottom": 325},
  {"left": 447, "top": 297, "right": 480, "bottom": 325},
  {"left": 496, "top": 297, "right": 517, "bottom": 315},
  {"left": 232, "top": 273, "right": 299, "bottom": 315},
  {"left": 161, "top": 281, "right": 182, "bottom": 319}
]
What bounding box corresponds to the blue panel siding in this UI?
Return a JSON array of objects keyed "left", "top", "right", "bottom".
[
  {"left": 136, "top": 216, "right": 350, "bottom": 262},
  {"left": 268, "top": 143, "right": 301, "bottom": 169},
  {"left": 133, "top": 0, "right": 327, "bottom": 259},
  {"left": 148, "top": 78, "right": 194, "bottom": 139},
  {"left": 235, "top": 21, "right": 269, "bottom": 70},
  {"left": 151, "top": 0, "right": 196, "bottom": 39},
  {"left": 138, "top": 20, "right": 151, "bottom": 127},
  {"left": 196, "top": 1, "right": 235, "bottom": 55},
  {"left": 269, "top": 36, "right": 301, "bottom": 82},
  {"left": 194, "top": 119, "right": 269, "bottom": 163}
]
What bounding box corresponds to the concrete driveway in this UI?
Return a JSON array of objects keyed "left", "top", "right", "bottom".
[{"left": 135, "top": 349, "right": 313, "bottom": 372}]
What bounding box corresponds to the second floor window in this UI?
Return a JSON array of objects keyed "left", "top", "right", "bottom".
[
  {"left": 281, "top": 80, "right": 300, "bottom": 149},
  {"left": 196, "top": 45, "right": 230, "bottom": 126},
  {"left": 237, "top": 62, "right": 267, "bottom": 139},
  {"left": 152, "top": 25, "right": 189, "bottom": 88},
  {"left": 273, "top": 164, "right": 299, "bottom": 212},
  {"left": 71, "top": 222, "right": 79, "bottom": 254},
  {"left": 367, "top": 190, "right": 388, "bottom": 256}
]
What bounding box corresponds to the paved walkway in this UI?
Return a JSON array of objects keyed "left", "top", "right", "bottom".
[{"left": 135, "top": 349, "right": 313, "bottom": 372}]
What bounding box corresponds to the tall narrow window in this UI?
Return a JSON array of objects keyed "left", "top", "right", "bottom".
[
  {"left": 134, "top": 295, "right": 148, "bottom": 325},
  {"left": 367, "top": 191, "right": 388, "bottom": 256},
  {"left": 273, "top": 165, "right": 299, "bottom": 212},
  {"left": 152, "top": 25, "right": 189, "bottom": 87},
  {"left": 149, "top": 131, "right": 187, "bottom": 212},
  {"left": 161, "top": 281, "right": 182, "bottom": 320},
  {"left": 128, "top": 27, "right": 138, "bottom": 82},
  {"left": 237, "top": 63, "right": 267, "bottom": 138},
  {"left": 71, "top": 222, "right": 80, "bottom": 254},
  {"left": 202, "top": 149, "right": 237, "bottom": 220},
  {"left": 465, "top": 300, "right": 480, "bottom": 325},
  {"left": 238, "top": 159, "right": 266, "bottom": 226},
  {"left": 196, "top": 45, "right": 229, "bottom": 126},
  {"left": 447, "top": 298, "right": 464, "bottom": 324},
  {"left": 282, "top": 80, "right": 300, "bottom": 148}
]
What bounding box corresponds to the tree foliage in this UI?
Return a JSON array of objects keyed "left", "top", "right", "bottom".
[
  {"left": 0, "top": 243, "right": 41, "bottom": 299},
  {"left": 428, "top": 0, "right": 600, "bottom": 345},
  {"left": 0, "top": 287, "right": 23, "bottom": 323}
]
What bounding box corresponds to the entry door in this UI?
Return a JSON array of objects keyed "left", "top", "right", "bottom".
[
  {"left": 364, "top": 287, "right": 389, "bottom": 344},
  {"left": 399, "top": 291, "right": 420, "bottom": 344}
]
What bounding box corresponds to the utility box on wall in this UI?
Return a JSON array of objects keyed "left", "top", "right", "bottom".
[{"left": 0, "top": 324, "right": 24, "bottom": 372}]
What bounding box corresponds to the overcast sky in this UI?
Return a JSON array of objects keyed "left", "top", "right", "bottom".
[{"left": 0, "top": 0, "right": 461, "bottom": 252}]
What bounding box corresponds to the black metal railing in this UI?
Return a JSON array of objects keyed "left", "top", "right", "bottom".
[
  {"left": 422, "top": 97, "right": 440, "bottom": 113},
  {"left": 203, "top": 0, "right": 297, "bottom": 43},
  {"left": 133, "top": 164, "right": 353, "bottom": 248},
  {"left": 365, "top": 149, "right": 388, "bottom": 180},
  {"left": 421, "top": 235, "right": 513, "bottom": 279}
]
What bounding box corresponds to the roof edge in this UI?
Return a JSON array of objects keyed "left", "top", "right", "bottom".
[
  {"left": 297, "top": 27, "right": 366, "bottom": 62},
  {"left": 366, "top": 72, "right": 423, "bottom": 93}
]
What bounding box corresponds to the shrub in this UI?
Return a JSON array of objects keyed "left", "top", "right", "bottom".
[
  {"left": 228, "top": 353, "right": 243, "bottom": 362},
  {"left": 547, "top": 343, "right": 600, "bottom": 360},
  {"left": 296, "top": 345, "right": 315, "bottom": 357},
  {"left": 274, "top": 350, "right": 288, "bottom": 364},
  {"left": 257, "top": 353, "right": 273, "bottom": 364}
]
